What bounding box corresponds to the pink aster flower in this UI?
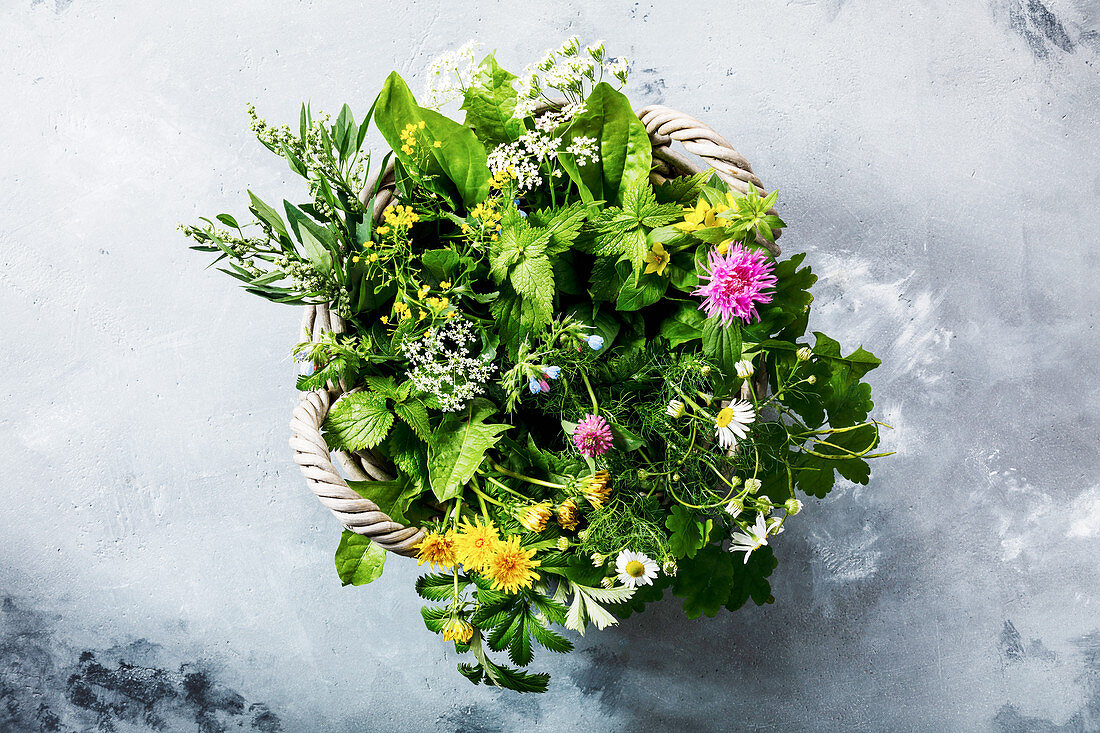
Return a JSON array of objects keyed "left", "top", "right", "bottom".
[
  {"left": 573, "top": 414, "right": 614, "bottom": 458},
  {"left": 693, "top": 243, "right": 777, "bottom": 325}
]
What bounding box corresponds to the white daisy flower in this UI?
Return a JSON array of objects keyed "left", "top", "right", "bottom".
[
  {"left": 729, "top": 514, "right": 769, "bottom": 564},
  {"left": 615, "top": 550, "right": 659, "bottom": 588},
  {"left": 744, "top": 477, "right": 762, "bottom": 494},
  {"left": 735, "top": 359, "right": 754, "bottom": 378},
  {"left": 666, "top": 399, "right": 685, "bottom": 418},
  {"left": 767, "top": 517, "right": 785, "bottom": 536},
  {"left": 714, "top": 400, "right": 755, "bottom": 449},
  {"left": 724, "top": 497, "right": 744, "bottom": 517}
]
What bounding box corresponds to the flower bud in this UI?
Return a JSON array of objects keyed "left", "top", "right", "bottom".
[
  {"left": 517, "top": 502, "right": 553, "bottom": 532},
  {"left": 661, "top": 558, "right": 678, "bottom": 576},
  {"left": 586, "top": 334, "right": 604, "bottom": 350},
  {"left": 796, "top": 346, "right": 813, "bottom": 362},
  {"left": 590, "top": 552, "right": 605, "bottom": 567},
  {"left": 807, "top": 375, "right": 817, "bottom": 385},
  {"left": 665, "top": 399, "right": 686, "bottom": 419},
  {"left": 735, "top": 359, "right": 754, "bottom": 379},
  {"left": 440, "top": 617, "right": 474, "bottom": 644},
  {"left": 556, "top": 536, "right": 571, "bottom": 551},
  {"left": 785, "top": 498, "right": 803, "bottom": 515},
  {"left": 600, "top": 576, "right": 615, "bottom": 589},
  {"left": 556, "top": 498, "right": 581, "bottom": 531},
  {"left": 745, "top": 478, "right": 762, "bottom": 494},
  {"left": 725, "top": 498, "right": 744, "bottom": 517}
]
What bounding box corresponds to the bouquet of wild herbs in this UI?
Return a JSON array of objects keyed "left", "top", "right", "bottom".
[{"left": 183, "top": 39, "right": 888, "bottom": 692}]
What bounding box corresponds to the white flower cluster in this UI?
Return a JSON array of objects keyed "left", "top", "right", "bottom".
[
  {"left": 422, "top": 40, "right": 485, "bottom": 110},
  {"left": 513, "top": 37, "right": 629, "bottom": 117},
  {"left": 486, "top": 106, "right": 599, "bottom": 192},
  {"left": 402, "top": 318, "right": 495, "bottom": 412}
]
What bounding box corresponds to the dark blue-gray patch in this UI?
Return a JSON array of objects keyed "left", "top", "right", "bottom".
[
  {"left": 1003, "top": 0, "right": 1076, "bottom": 59},
  {"left": 0, "top": 595, "right": 282, "bottom": 732}
]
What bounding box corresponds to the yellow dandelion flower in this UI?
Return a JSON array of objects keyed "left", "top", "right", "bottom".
[
  {"left": 579, "top": 470, "right": 612, "bottom": 509},
  {"left": 643, "top": 242, "right": 671, "bottom": 277},
  {"left": 485, "top": 536, "right": 541, "bottom": 594},
  {"left": 440, "top": 617, "right": 474, "bottom": 643},
  {"left": 454, "top": 517, "right": 500, "bottom": 571},
  {"left": 516, "top": 502, "right": 553, "bottom": 533},
  {"left": 557, "top": 498, "right": 581, "bottom": 531},
  {"left": 416, "top": 531, "right": 457, "bottom": 569}
]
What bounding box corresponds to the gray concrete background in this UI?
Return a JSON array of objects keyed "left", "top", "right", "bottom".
[{"left": 2, "top": 1, "right": 1098, "bottom": 731}]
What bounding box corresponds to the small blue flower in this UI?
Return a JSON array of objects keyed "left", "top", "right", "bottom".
[
  {"left": 586, "top": 334, "right": 605, "bottom": 351},
  {"left": 543, "top": 365, "right": 561, "bottom": 380},
  {"left": 529, "top": 378, "right": 541, "bottom": 394}
]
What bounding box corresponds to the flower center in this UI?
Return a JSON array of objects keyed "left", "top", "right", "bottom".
[
  {"left": 474, "top": 538, "right": 486, "bottom": 549},
  {"left": 625, "top": 560, "right": 646, "bottom": 578},
  {"left": 718, "top": 270, "right": 750, "bottom": 299},
  {"left": 715, "top": 407, "right": 734, "bottom": 428}
]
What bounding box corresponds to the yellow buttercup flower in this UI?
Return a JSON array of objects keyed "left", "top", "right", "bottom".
[
  {"left": 643, "top": 242, "right": 671, "bottom": 276},
  {"left": 485, "top": 536, "right": 540, "bottom": 594},
  {"left": 516, "top": 502, "right": 553, "bottom": 533},
  {"left": 440, "top": 617, "right": 474, "bottom": 643},
  {"left": 454, "top": 517, "right": 500, "bottom": 571},
  {"left": 673, "top": 198, "right": 729, "bottom": 233},
  {"left": 416, "top": 530, "right": 457, "bottom": 569}
]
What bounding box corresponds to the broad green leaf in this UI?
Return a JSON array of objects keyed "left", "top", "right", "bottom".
[
  {"left": 557, "top": 82, "right": 652, "bottom": 205},
  {"left": 324, "top": 392, "right": 394, "bottom": 450},
  {"left": 615, "top": 270, "right": 667, "bottom": 311},
  {"left": 334, "top": 531, "right": 386, "bottom": 586},
  {"left": 672, "top": 544, "right": 736, "bottom": 619},
  {"left": 247, "top": 191, "right": 289, "bottom": 245},
  {"left": 702, "top": 318, "right": 743, "bottom": 392},
  {"left": 660, "top": 303, "right": 706, "bottom": 346},
  {"left": 421, "top": 248, "right": 460, "bottom": 283},
  {"left": 345, "top": 477, "right": 422, "bottom": 525},
  {"left": 724, "top": 545, "right": 777, "bottom": 610},
  {"left": 461, "top": 54, "right": 525, "bottom": 145},
  {"left": 375, "top": 72, "right": 490, "bottom": 206},
  {"left": 428, "top": 399, "right": 511, "bottom": 501}
]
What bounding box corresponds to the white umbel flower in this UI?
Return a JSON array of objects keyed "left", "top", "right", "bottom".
[
  {"left": 729, "top": 514, "right": 769, "bottom": 564},
  {"left": 615, "top": 550, "right": 659, "bottom": 588},
  {"left": 666, "top": 399, "right": 685, "bottom": 418},
  {"left": 714, "top": 400, "right": 755, "bottom": 449}
]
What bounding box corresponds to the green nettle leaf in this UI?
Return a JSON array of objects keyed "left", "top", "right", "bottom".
[
  {"left": 579, "top": 178, "right": 681, "bottom": 273},
  {"left": 334, "top": 531, "right": 386, "bottom": 586},
  {"left": 375, "top": 71, "right": 490, "bottom": 206},
  {"left": 428, "top": 399, "right": 511, "bottom": 502},
  {"left": 654, "top": 171, "right": 712, "bottom": 205},
  {"left": 527, "top": 202, "right": 588, "bottom": 255},
  {"left": 557, "top": 82, "right": 652, "bottom": 205},
  {"left": 394, "top": 399, "right": 431, "bottom": 442},
  {"left": 672, "top": 545, "right": 737, "bottom": 619},
  {"left": 666, "top": 505, "right": 712, "bottom": 559},
  {"left": 324, "top": 392, "right": 394, "bottom": 451},
  {"left": 461, "top": 54, "right": 525, "bottom": 145},
  {"left": 489, "top": 218, "right": 555, "bottom": 329}
]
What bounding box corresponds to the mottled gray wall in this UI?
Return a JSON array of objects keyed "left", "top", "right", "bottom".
[{"left": 2, "top": 1, "right": 1098, "bottom": 731}]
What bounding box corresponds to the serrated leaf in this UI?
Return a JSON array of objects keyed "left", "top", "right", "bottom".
[
  {"left": 394, "top": 399, "right": 431, "bottom": 442},
  {"left": 416, "top": 572, "right": 467, "bottom": 602},
  {"left": 324, "top": 392, "right": 394, "bottom": 451},
  {"left": 421, "top": 605, "right": 449, "bottom": 633}
]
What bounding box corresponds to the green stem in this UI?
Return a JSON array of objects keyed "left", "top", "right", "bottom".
[
  {"left": 489, "top": 461, "right": 567, "bottom": 490},
  {"left": 468, "top": 484, "right": 505, "bottom": 507},
  {"left": 483, "top": 475, "right": 531, "bottom": 502},
  {"left": 580, "top": 371, "right": 599, "bottom": 414}
]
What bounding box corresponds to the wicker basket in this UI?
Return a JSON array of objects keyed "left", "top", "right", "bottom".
[{"left": 289, "top": 105, "right": 781, "bottom": 558}]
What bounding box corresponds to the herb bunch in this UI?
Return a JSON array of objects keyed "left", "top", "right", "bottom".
[{"left": 183, "top": 37, "right": 889, "bottom": 693}]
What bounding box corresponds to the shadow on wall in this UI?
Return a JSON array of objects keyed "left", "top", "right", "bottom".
[{"left": 0, "top": 596, "right": 282, "bottom": 733}]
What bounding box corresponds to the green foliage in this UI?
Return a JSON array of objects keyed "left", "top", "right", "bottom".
[
  {"left": 556, "top": 82, "right": 652, "bottom": 205},
  {"left": 186, "top": 41, "right": 889, "bottom": 696},
  {"left": 375, "top": 71, "right": 490, "bottom": 206},
  {"left": 334, "top": 531, "right": 386, "bottom": 586},
  {"left": 427, "top": 399, "right": 511, "bottom": 501}
]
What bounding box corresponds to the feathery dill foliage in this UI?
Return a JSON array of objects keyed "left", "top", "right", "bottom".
[{"left": 183, "top": 36, "right": 889, "bottom": 693}]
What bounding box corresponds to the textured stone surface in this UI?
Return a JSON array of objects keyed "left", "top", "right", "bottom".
[{"left": 2, "top": 1, "right": 1098, "bottom": 730}]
